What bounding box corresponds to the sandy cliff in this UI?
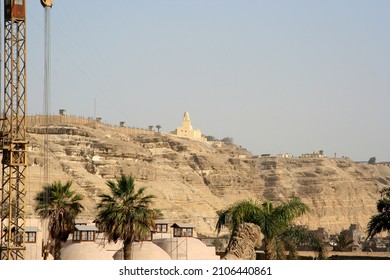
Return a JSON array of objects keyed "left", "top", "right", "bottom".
[{"left": 25, "top": 123, "right": 390, "bottom": 237}]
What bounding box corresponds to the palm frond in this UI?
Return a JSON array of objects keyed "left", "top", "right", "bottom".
[
  {"left": 275, "top": 196, "right": 309, "bottom": 225},
  {"left": 216, "top": 196, "right": 319, "bottom": 260},
  {"left": 216, "top": 199, "right": 263, "bottom": 234},
  {"left": 96, "top": 175, "right": 160, "bottom": 248},
  {"left": 377, "top": 198, "right": 390, "bottom": 213},
  {"left": 367, "top": 211, "right": 390, "bottom": 239},
  {"left": 366, "top": 187, "right": 390, "bottom": 239},
  {"left": 281, "top": 225, "right": 326, "bottom": 259},
  {"left": 34, "top": 180, "right": 84, "bottom": 259}
]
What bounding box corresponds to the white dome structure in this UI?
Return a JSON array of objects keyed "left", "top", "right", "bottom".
[
  {"left": 61, "top": 242, "right": 116, "bottom": 260},
  {"left": 113, "top": 242, "right": 171, "bottom": 260}
]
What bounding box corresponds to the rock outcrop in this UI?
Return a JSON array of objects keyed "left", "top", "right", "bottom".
[{"left": 25, "top": 123, "right": 390, "bottom": 237}]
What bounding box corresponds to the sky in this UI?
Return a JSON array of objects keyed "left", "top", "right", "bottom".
[{"left": 24, "top": 0, "right": 390, "bottom": 162}]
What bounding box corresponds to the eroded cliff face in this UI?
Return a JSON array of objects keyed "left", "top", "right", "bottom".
[{"left": 26, "top": 124, "right": 390, "bottom": 236}]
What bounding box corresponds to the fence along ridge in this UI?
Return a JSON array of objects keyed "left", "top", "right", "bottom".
[{"left": 26, "top": 115, "right": 153, "bottom": 136}]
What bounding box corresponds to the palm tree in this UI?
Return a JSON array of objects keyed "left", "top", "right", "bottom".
[
  {"left": 280, "top": 224, "right": 325, "bottom": 259},
  {"left": 367, "top": 187, "right": 390, "bottom": 239},
  {"left": 95, "top": 175, "right": 161, "bottom": 260},
  {"left": 155, "top": 125, "right": 162, "bottom": 133},
  {"left": 332, "top": 234, "right": 354, "bottom": 252},
  {"left": 35, "top": 181, "right": 84, "bottom": 260},
  {"left": 216, "top": 196, "right": 325, "bottom": 260}
]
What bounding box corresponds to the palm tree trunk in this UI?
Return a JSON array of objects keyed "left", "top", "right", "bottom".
[
  {"left": 123, "top": 240, "right": 133, "bottom": 260},
  {"left": 54, "top": 239, "right": 62, "bottom": 260},
  {"left": 264, "top": 240, "right": 276, "bottom": 260}
]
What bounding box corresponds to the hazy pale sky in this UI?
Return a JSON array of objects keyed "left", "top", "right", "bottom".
[{"left": 26, "top": 1, "right": 389, "bottom": 162}]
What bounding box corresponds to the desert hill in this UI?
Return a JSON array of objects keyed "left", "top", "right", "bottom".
[{"left": 25, "top": 120, "right": 390, "bottom": 237}]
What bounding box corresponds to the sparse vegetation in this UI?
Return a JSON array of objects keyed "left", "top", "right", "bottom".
[
  {"left": 368, "top": 157, "right": 376, "bottom": 165},
  {"left": 221, "top": 137, "right": 234, "bottom": 144},
  {"left": 206, "top": 135, "right": 217, "bottom": 141}
]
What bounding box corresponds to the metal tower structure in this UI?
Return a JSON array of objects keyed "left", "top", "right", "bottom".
[
  {"left": 0, "top": 0, "right": 28, "bottom": 260},
  {"left": 41, "top": 0, "right": 53, "bottom": 260}
]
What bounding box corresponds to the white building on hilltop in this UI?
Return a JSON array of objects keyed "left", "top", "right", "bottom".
[{"left": 173, "top": 112, "right": 206, "bottom": 141}]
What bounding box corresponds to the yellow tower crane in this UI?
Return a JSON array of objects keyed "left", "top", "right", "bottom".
[
  {"left": 0, "top": 0, "right": 29, "bottom": 260},
  {"left": 0, "top": 0, "right": 52, "bottom": 260}
]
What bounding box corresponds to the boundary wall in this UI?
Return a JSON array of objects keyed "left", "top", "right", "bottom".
[{"left": 26, "top": 115, "right": 153, "bottom": 136}]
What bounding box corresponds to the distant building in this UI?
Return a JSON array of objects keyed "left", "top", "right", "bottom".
[
  {"left": 276, "top": 153, "right": 294, "bottom": 158},
  {"left": 312, "top": 227, "right": 330, "bottom": 242},
  {"left": 300, "top": 151, "right": 327, "bottom": 158},
  {"left": 173, "top": 112, "right": 206, "bottom": 141}
]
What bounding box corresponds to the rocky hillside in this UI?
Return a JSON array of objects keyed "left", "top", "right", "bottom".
[{"left": 25, "top": 123, "right": 390, "bottom": 237}]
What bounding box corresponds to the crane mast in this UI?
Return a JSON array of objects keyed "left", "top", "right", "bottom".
[
  {"left": 0, "top": 0, "right": 28, "bottom": 260},
  {"left": 0, "top": 0, "right": 53, "bottom": 260}
]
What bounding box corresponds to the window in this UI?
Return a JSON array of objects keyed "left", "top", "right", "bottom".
[
  {"left": 25, "top": 232, "right": 36, "bottom": 243},
  {"left": 155, "top": 224, "right": 168, "bottom": 233},
  {"left": 81, "top": 231, "right": 88, "bottom": 241},
  {"left": 182, "top": 228, "right": 192, "bottom": 237},
  {"left": 81, "top": 231, "right": 94, "bottom": 241},
  {"left": 174, "top": 227, "right": 181, "bottom": 237},
  {"left": 135, "top": 231, "right": 152, "bottom": 241},
  {"left": 74, "top": 230, "right": 95, "bottom": 241},
  {"left": 73, "top": 231, "right": 80, "bottom": 241},
  {"left": 173, "top": 227, "right": 193, "bottom": 237},
  {"left": 73, "top": 225, "right": 98, "bottom": 242}
]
